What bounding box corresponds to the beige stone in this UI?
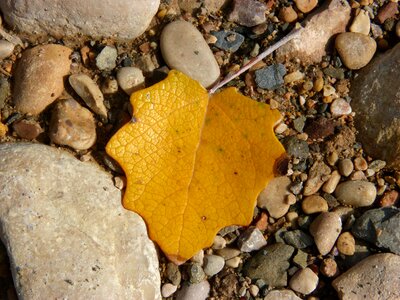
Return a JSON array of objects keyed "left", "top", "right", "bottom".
[
  {"left": 335, "top": 180, "right": 377, "bottom": 207},
  {"left": 336, "top": 232, "right": 355, "bottom": 256},
  {"left": 294, "top": 0, "right": 318, "bottom": 13},
  {"left": 349, "top": 9, "right": 370, "bottom": 35},
  {"left": 310, "top": 212, "right": 342, "bottom": 255},
  {"left": 302, "top": 195, "right": 329, "bottom": 214},
  {"left": 289, "top": 267, "right": 319, "bottom": 295},
  {"left": 257, "top": 176, "right": 291, "bottom": 218}
]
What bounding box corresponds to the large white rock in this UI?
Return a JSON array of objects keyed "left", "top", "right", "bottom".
[
  {"left": 0, "top": 0, "right": 160, "bottom": 39},
  {"left": 0, "top": 143, "right": 161, "bottom": 299}
]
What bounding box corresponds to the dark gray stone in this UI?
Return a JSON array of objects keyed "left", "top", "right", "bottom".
[
  {"left": 293, "top": 116, "right": 306, "bottom": 133},
  {"left": 212, "top": 30, "right": 245, "bottom": 52},
  {"left": 350, "top": 43, "right": 400, "bottom": 169},
  {"left": 242, "top": 243, "right": 295, "bottom": 288},
  {"left": 323, "top": 66, "right": 345, "bottom": 79},
  {"left": 282, "top": 230, "right": 314, "bottom": 249},
  {"left": 255, "top": 64, "right": 286, "bottom": 90},
  {"left": 352, "top": 207, "right": 400, "bottom": 254},
  {"left": 282, "top": 136, "right": 310, "bottom": 159}
]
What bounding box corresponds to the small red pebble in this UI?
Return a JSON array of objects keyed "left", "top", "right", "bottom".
[
  {"left": 255, "top": 212, "right": 268, "bottom": 231},
  {"left": 376, "top": 2, "right": 399, "bottom": 24},
  {"left": 379, "top": 190, "right": 399, "bottom": 207}
]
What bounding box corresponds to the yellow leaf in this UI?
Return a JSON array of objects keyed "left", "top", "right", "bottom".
[{"left": 106, "top": 70, "right": 285, "bottom": 264}]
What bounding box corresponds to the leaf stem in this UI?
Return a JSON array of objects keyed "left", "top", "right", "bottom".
[{"left": 208, "top": 26, "right": 303, "bottom": 95}]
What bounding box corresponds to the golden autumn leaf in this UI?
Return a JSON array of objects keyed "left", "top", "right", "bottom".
[{"left": 106, "top": 70, "right": 285, "bottom": 264}]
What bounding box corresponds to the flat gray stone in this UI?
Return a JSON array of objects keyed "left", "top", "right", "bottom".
[
  {"left": 0, "top": 143, "right": 161, "bottom": 299},
  {"left": 350, "top": 42, "right": 400, "bottom": 170},
  {"left": 333, "top": 253, "right": 400, "bottom": 300},
  {"left": 0, "top": 0, "right": 160, "bottom": 40}
]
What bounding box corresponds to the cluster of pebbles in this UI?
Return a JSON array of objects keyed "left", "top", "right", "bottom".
[{"left": 0, "top": 0, "right": 399, "bottom": 299}]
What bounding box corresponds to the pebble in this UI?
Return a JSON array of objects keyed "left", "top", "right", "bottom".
[
  {"left": 279, "top": 6, "right": 298, "bottom": 23},
  {"left": 0, "top": 40, "right": 14, "bottom": 60},
  {"left": 0, "top": 0, "right": 159, "bottom": 40},
  {"left": 352, "top": 207, "right": 400, "bottom": 254},
  {"left": 336, "top": 232, "right": 355, "bottom": 256},
  {"left": 167, "top": 262, "right": 182, "bottom": 286},
  {"left": 0, "top": 144, "right": 161, "bottom": 299},
  {"left": 101, "top": 77, "right": 119, "bottom": 94},
  {"left": 282, "top": 230, "right": 314, "bottom": 249},
  {"left": 353, "top": 157, "right": 368, "bottom": 171},
  {"left": 396, "top": 21, "right": 400, "bottom": 38},
  {"left": 203, "top": 255, "right": 225, "bottom": 276},
  {"left": 371, "top": 23, "right": 383, "bottom": 38},
  {"left": 295, "top": 0, "right": 317, "bottom": 13},
  {"left": 237, "top": 227, "right": 267, "bottom": 252},
  {"left": 379, "top": 190, "right": 399, "bottom": 207},
  {"left": 225, "top": 256, "right": 241, "bottom": 268},
  {"left": 376, "top": 2, "right": 399, "bottom": 24},
  {"left": 302, "top": 195, "right": 329, "bottom": 214},
  {"left": 350, "top": 170, "right": 366, "bottom": 181},
  {"left": 303, "top": 160, "right": 331, "bottom": 196},
  {"left": 49, "top": 99, "right": 96, "bottom": 150},
  {"left": 13, "top": 44, "right": 72, "bottom": 115},
  {"left": 349, "top": 9, "right": 370, "bottom": 35},
  {"left": 254, "top": 64, "right": 287, "bottom": 90},
  {"left": 310, "top": 212, "right": 342, "bottom": 255},
  {"left": 96, "top": 46, "right": 117, "bottom": 71},
  {"left": 162, "top": 283, "right": 178, "bottom": 298},
  {"left": 215, "top": 248, "right": 241, "bottom": 260},
  {"left": 330, "top": 98, "right": 352, "bottom": 116},
  {"left": 176, "top": 280, "right": 210, "bottom": 300},
  {"left": 69, "top": 74, "right": 107, "bottom": 120},
  {"left": 116, "top": 67, "right": 145, "bottom": 95},
  {"left": 160, "top": 20, "right": 220, "bottom": 88},
  {"left": 243, "top": 243, "right": 295, "bottom": 287},
  {"left": 368, "top": 160, "right": 386, "bottom": 172},
  {"left": 293, "top": 116, "right": 306, "bottom": 133},
  {"left": 320, "top": 258, "right": 338, "bottom": 277},
  {"left": 275, "top": 122, "right": 288, "bottom": 134},
  {"left": 284, "top": 71, "right": 304, "bottom": 84},
  {"left": 282, "top": 136, "right": 309, "bottom": 159},
  {"left": 338, "top": 158, "right": 354, "bottom": 176},
  {"left": 266, "top": 290, "right": 302, "bottom": 300},
  {"left": 228, "top": 0, "right": 267, "bottom": 27},
  {"left": 257, "top": 176, "right": 291, "bottom": 218},
  {"left": 305, "top": 117, "right": 336, "bottom": 140},
  {"left": 113, "top": 176, "right": 126, "bottom": 190},
  {"left": 323, "top": 66, "right": 345, "bottom": 79},
  {"left": 333, "top": 253, "right": 400, "bottom": 300},
  {"left": 188, "top": 263, "right": 206, "bottom": 283},
  {"left": 293, "top": 249, "right": 308, "bottom": 268},
  {"left": 322, "top": 170, "right": 341, "bottom": 194},
  {"left": 212, "top": 30, "right": 245, "bottom": 52},
  {"left": 212, "top": 235, "right": 226, "bottom": 250},
  {"left": 12, "top": 119, "right": 43, "bottom": 140},
  {"left": 335, "top": 32, "right": 377, "bottom": 70},
  {"left": 335, "top": 180, "right": 377, "bottom": 207},
  {"left": 289, "top": 267, "right": 319, "bottom": 295}
]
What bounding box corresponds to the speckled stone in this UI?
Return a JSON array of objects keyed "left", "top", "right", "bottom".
[
  {"left": 212, "top": 30, "right": 245, "bottom": 52},
  {"left": 289, "top": 267, "right": 319, "bottom": 295},
  {"left": 257, "top": 176, "right": 291, "bottom": 218},
  {"left": 335, "top": 181, "right": 377, "bottom": 207},
  {"left": 255, "top": 64, "right": 286, "bottom": 90},
  {"left": 310, "top": 212, "right": 342, "bottom": 255}
]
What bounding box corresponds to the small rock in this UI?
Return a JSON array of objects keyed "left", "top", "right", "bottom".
[
  {"left": 282, "top": 135, "right": 309, "bottom": 159},
  {"left": 289, "top": 267, "right": 319, "bottom": 295},
  {"left": 293, "top": 116, "right": 306, "bottom": 133},
  {"left": 368, "top": 160, "right": 386, "bottom": 172},
  {"left": 336, "top": 232, "right": 355, "bottom": 256},
  {"left": 257, "top": 176, "right": 291, "bottom": 218},
  {"left": 282, "top": 230, "right": 314, "bottom": 249},
  {"left": 352, "top": 207, "right": 400, "bottom": 254},
  {"left": 69, "top": 74, "right": 107, "bottom": 119},
  {"left": 371, "top": 23, "right": 383, "bottom": 38},
  {"left": 249, "top": 284, "right": 259, "bottom": 297},
  {"left": 335, "top": 32, "right": 377, "bottom": 70},
  {"left": 101, "top": 77, "right": 119, "bottom": 94},
  {"left": 96, "top": 46, "right": 117, "bottom": 71},
  {"left": 215, "top": 248, "right": 241, "bottom": 260},
  {"left": 338, "top": 158, "right": 354, "bottom": 176},
  {"left": 322, "top": 170, "right": 341, "bottom": 194},
  {"left": 243, "top": 243, "right": 295, "bottom": 287},
  {"left": 330, "top": 98, "right": 352, "bottom": 116},
  {"left": 302, "top": 195, "right": 329, "bottom": 214},
  {"left": 396, "top": 21, "right": 400, "bottom": 38},
  {"left": 178, "top": 0, "right": 201, "bottom": 12},
  {"left": 303, "top": 160, "right": 331, "bottom": 196},
  {"left": 323, "top": 66, "right": 345, "bottom": 79},
  {"left": 284, "top": 71, "right": 304, "bottom": 84},
  {"left": 335, "top": 180, "right": 377, "bottom": 207},
  {"left": 212, "top": 30, "right": 245, "bottom": 52},
  {"left": 203, "top": 255, "right": 225, "bottom": 276},
  {"left": 349, "top": 9, "right": 370, "bottom": 35},
  {"left": 279, "top": 6, "right": 298, "bottom": 23},
  {"left": 13, "top": 44, "right": 72, "bottom": 115},
  {"left": 117, "top": 67, "right": 145, "bottom": 95},
  {"left": 276, "top": 0, "right": 351, "bottom": 64},
  {"left": 264, "top": 289, "right": 301, "bottom": 300},
  {"left": 310, "top": 212, "right": 342, "bottom": 255},
  {"left": 320, "top": 257, "right": 338, "bottom": 277},
  {"left": 12, "top": 119, "right": 43, "bottom": 140},
  {"left": 167, "top": 262, "right": 182, "bottom": 286},
  {"left": 293, "top": 249, "right": 308, "bottom": 268},
  {"left": 228, "top": 0, "right": 267, "bottom": 27},
  {"left": 304, "top": 117, "right": 336, "bottom": 140},
  {"left": 0, "top": 40, "right": 14, "bottom": 60},
  {"left": 379, "top": 190, "right": 399, "bottom": 207},
  {"left": 237, "top": 227, "right": 267, "bottom": 252},
  {"left": 212, "top": 235, "right": 226, "bottom": 250},
  {"left": 176, "top": 280, "right": 210, "bottom": 300},
  {"left": 203, "top": 0, "right": 228, "bottom": 12},
  {"left": 162, "top": 283, "right": 178, "bottom": 298},
  {"left": 294, "top": 0, "right": 317, "bottom": 13},
  {"left": 189, "top": 263, "right": 206, "bottom": 283},
  {"left": 113, "top": 176, "right": 126, "bottom": 190},
  {"left": 49, "top": 99, "right": 96, "bottom": 150},
  {"left": 376, "top": 2, "right": 399, "bottom": 24},
  {"left": 332, "top": 253, "right": 400, "bottom": 300},
  {"left": 225, "top": 256, "right": 241, "bottom": 268},
  {"left": 353, "top": 157, "right": 368, "bottom": 171},
  {"left": 160, "top": 20, "right": 220, "bottom": 88},
  {"left": 255, "top": 64, "right": 286, "bottom": 90}
]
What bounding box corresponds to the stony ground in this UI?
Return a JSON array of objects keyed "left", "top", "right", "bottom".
[{"left": 0, "top": 0, "right": 399, "bottom": 299}]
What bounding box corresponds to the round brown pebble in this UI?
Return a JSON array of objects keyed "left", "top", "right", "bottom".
[
  {"left": 289, "top": 267, "right": 319, "bottom": 295},
  {"left": 337, "top": 232, "right": 355, "bottom": 256},
  {"left": 338, "top": 159, "right": 354, "bottom": 177},
  {"left": 12, "top": 119, "right": 43, "bottom": 140},
  {"left": 302, "top": 195, "right": 329, "bottom": 214},
  {"left": 294, "top": 0, "right": 318, "bottom": 13},
  {"left": 322, "top": 170, "right": 341, "bottom": 194},
  {"left": 320, "top": 258, "right": 339, "bottom": 277},
  {"left": 335, "top": 180, "right": 376, "bottom": 207},
  {"left": 279, "top": 6, "right": 298, "bottom": 23},
  {"left": 379, "top": 190, "right": 399, "bottom": 207},
  {"left": 354, "top": 157, "right": 368, "bottom": 171}
]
